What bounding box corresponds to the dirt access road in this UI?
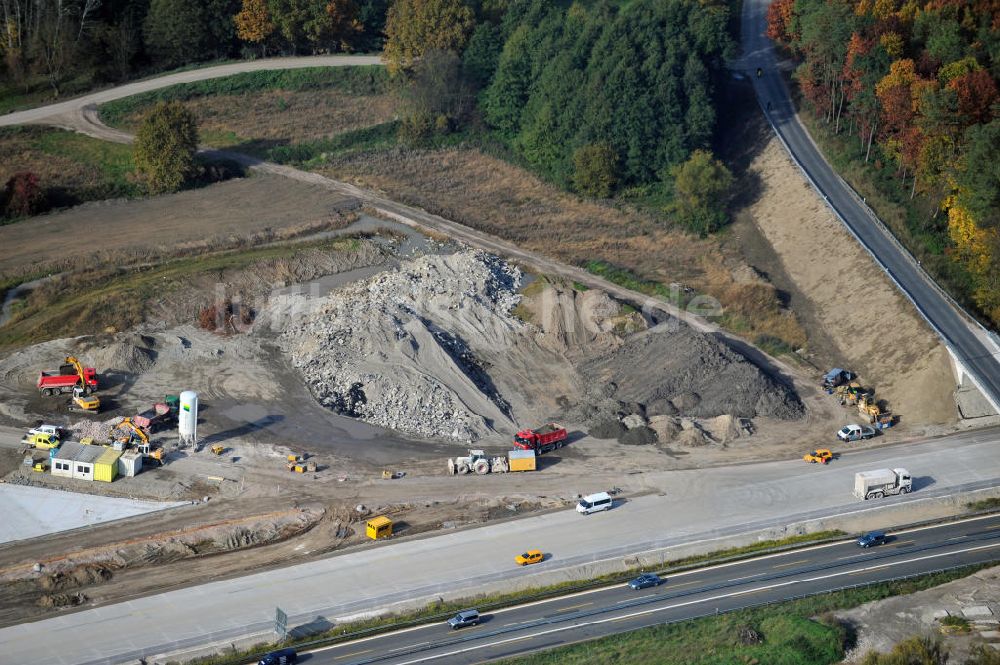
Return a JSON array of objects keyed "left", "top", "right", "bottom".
[{"left": 2, "top": 54, "right": 818, "bottom": 402}]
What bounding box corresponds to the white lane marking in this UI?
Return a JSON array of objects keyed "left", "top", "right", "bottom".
[
  {"left": 313, "top": 517, "right": 1000, "bottom": 657},
  {"left": 389, "top": 541, "right": 1000, "bottom": 665},
  {"left": 728, "top": 573, "right": 759, "bottom": 582}
]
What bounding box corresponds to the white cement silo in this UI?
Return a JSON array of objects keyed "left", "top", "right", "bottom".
[{"left": 179, "top": 390, "right": 199, "bottom": 445}]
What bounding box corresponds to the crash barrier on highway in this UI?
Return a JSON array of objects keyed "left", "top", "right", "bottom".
[
  {"left": 81, "top": 505, "right": 1000, "bottom": 665},
  {"left": 756, "top": 76, "right": 1000, "bottom": 414}
]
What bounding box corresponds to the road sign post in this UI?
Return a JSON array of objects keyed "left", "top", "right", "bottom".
[{"left": 275, "top": 607, "right": 288, "bottom": 640}]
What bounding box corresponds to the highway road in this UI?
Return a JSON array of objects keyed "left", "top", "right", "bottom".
[
  {"left": 299, "top": 514, "right": 1000, "bottom": 665},
  {"left": 741, "top": 0, "right": 1000, "bottom": 411},
  {"left": 1, "top": 426, "right": 999, "bottom": 665}
]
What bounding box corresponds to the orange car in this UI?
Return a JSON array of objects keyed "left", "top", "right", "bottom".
[
  {"left": 803, "top": 449, "right": 833, "bottom": 464},
  {"left": 515, "top": 549, "right": 544, "bottom": 566}
]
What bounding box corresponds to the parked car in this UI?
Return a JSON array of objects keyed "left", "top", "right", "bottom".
[
  {"left": 857, "top": 531, "right": 887, "bottom": 548},
  {"left": 515, "top": 549, "right": 544, "bottom": 566},
  {"left": 258, "top": 647, "right": 297, "bottom": 665},
  {"left": 447, "top": 609, "right": 480, "bottom": 629},
  {"left": 837, "top": 424, "right": 876, "bottom": 441},
  {"left": 627, "top": 573, "right": 663, "bottom": 590},
  {"left": 803, "top": 449, "right": 834, "bottom": 464}
]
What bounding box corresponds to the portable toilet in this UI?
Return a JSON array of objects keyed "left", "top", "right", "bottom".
[{"left": 366, "top": 516, "right": 392, "bottom": 540}]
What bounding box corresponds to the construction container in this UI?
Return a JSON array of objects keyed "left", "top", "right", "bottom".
[
  {"left": 94, "top": 448, "right": 122, "bottom": 483},
  {"left": 52, "top": 441, "right": 103, "bottom": 481},
  {"left": 366, "top": 516, "right": 392, "bottom": 540},
  {"left": 118, "top": 450, "right": 143, "bottom": 477},
  {"left": 509, "top": 449, "right": 537, "bottom": 472}
]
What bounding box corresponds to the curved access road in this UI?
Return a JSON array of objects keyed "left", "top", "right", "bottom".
[
  {"left": 741, "top": 0, "right": 1000, "bottom": 412},
  {"left": 0, "top": 55, "right": 381, "bottom": 131}
]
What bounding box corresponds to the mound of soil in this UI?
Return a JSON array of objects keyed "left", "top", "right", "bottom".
[
  {"left": 581, "top": 325, "right": 803, "bottom": 420},
  {"left": 77, "top": 334, "right": 157, "bottom": 374},
  {"left": 280, "top": 250, "right": 525, "bottom": 441}
]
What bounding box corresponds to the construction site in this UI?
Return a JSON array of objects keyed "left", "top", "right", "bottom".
[{"left": 0, "top": 196, "right": 981, "bottom": 628}]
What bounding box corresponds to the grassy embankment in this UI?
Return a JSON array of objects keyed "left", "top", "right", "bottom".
[
  {"left": 0, "top": 233, "right": 365, "bottom": 351},
  {"left": 799, "top": 113, "right": 982, "bottom": 325}
]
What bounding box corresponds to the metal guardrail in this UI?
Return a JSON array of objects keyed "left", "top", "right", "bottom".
[
  {"left": 84, "top": 506, "right": 1000, "bottom": 665},
  {"left": 757, "top": 91, "right": 1000, "bottom": 414}
]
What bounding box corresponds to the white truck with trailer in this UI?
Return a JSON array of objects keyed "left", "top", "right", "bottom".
[{"left": 854, "top": 468, "right": 912, "bottom": 500}]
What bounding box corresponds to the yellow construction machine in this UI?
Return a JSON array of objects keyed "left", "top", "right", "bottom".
[
  {"left": 112, "top": 418, "right": 164, "bottom": 464},
  {"left": 70, "top": 386, "right": 100, "bottom": 412}
]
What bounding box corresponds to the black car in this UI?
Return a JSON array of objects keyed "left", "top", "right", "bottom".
[
  {"left": 857, "top": 531, "right": 887, "bottom": 548},
  {"left": 258, "top": 647, "right": 297, "bottom": 665},
  {"left": 627, "top": 573, "right": 663, "bottom": 590}
]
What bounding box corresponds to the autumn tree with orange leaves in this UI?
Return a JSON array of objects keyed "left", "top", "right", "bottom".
[{"left": 772, "top": 0, "right": 1000, "bottom": 326}]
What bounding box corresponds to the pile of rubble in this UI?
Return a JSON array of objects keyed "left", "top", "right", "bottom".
[{"left": 280, "top": 250, "right": 525, "bottom": 441}]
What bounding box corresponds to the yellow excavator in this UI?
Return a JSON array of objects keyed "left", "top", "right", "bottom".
[{"left": 112, "top": 418, "right": 164, "bottom": 465}]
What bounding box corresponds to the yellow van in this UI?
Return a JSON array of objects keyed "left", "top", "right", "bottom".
[{"left": 24, "top": 432, "right": 60, "bottom": 449}]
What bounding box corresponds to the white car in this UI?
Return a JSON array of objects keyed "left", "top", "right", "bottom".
[
  {"left": 837, "top": 424, "right": 876, "bottom": 441},
  {"left": 28, "top": 424, "right": 63, "bottom": 439}
]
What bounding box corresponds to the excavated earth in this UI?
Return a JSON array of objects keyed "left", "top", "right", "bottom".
[{"left": 275, "top": 248, "right": 804, "bottom": 443}]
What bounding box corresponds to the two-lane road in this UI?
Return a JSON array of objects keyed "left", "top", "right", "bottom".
[
  {"left": 741, "top": 0, "right": 1000, "bottom": 411},
  {"left": 281, "top": 515, "right": 1000, "bottom": 665}
]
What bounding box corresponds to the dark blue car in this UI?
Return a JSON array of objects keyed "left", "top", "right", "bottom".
[
  {"left": 628, "top": 573, "right": 663, "bottom": 590},
  {"left": 857, "top": 531, "right": 887, "bottom": 548},
  {"left": 258, "top": 647, "right": 297, "bottom": 665}
]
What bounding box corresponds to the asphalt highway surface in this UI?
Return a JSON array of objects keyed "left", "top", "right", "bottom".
[
  {"left": 302, "top": 514, "right": 1000, "bottom": 665},
  {"left": 742, "top": 0, "right": 1000, "bottom": 410}
]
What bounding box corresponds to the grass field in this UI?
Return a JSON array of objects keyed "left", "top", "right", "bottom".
[
  {"left": 0, "top": 126, "right": 244, "bottom": 221},
  {"left": 0, "top": 126, "right": 140, "bottom": 214},
  {"left": 99, "top": 67, "right": 395, "bottom": 151},
  {"left": 0, "top": 234, "right": 365, "bottom": 351},
  {"left": 492, "top": 566, "right": 987, "bottom": 665}
]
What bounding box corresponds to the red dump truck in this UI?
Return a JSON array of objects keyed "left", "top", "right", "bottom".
[
  {"left": 513, "top": 423, "right": 568, "bottom": 455},
  {"left": 133, "top": 402, "right": 174, "bottom": 432},
  {"left": 37, "top": 358, "right": 98, "bottom": 396}
]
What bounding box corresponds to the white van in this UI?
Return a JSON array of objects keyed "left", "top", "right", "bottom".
[{"left": 576, "top": 491, "right": 613, "bottom": 515}]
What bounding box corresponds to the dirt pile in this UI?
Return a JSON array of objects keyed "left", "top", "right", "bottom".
[
  {"left": 0, "top": 507, "right": 324, "bottom": 587},
  {"left": 280, "top": 250, "right": 526, "bottom": 441},
  {"left": 69, "top": 416, "right": 125, "bottom": 442},
  {"left": 581, "top": 326, "right": 804, "bottom": 420},
  {"left": 74, "top": 334, "right": 157, "bottom": 374}
]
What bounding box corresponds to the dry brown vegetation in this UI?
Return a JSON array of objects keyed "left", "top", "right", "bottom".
[
  {"left": 322, "top": 146, "right": 807, "bottom": 351},
  {"left": 0, "top": 217, "right": 375, "bottom": 350},
  {"left": 111, "top": 89, "right": 397, "bottom": 149}
]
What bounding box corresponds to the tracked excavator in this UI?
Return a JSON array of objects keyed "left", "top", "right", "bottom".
[{"left": 112, "top": 418, "right": 164, "bottom": 465}]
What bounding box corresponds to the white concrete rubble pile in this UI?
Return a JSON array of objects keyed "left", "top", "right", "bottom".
[{"left": 279, "top": 250, "right": 524, "bottom": 441}]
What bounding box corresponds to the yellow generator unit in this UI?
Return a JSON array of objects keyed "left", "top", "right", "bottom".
[{"left": 366, "top": 516, "right": 393, "bottom": 540}]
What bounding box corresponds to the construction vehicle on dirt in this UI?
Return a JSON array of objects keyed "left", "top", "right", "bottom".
[
  {"left": 37, "top": 356, "right": 98, "bottom": 396},
  {"left": 111, "top": 418, "right": 164, "bottom": 465},
  {"left": 512, "top": 423, "right": 568, "bottom": 455},
  {"left": 447, "top": 449, "right": 537, "bottom": 475},
  {"left": 70, "top": 386, "right": 100, "bottom": 412},
  {"left": 835, "top": 382, "right": 867, "bottom": 405},
  {"left": 448, "top": 450, "right": 510, "bottom": 475}
]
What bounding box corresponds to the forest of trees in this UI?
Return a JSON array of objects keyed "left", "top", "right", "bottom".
[
  {"left": 768, "top": 0, "right": 1000, "bottom": 326},
  {"left": 477, "top": 0, "right": 735, "bottom": 195},
  {"left": 0, "top": 0, "right": 391, "bottom": 95}
]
